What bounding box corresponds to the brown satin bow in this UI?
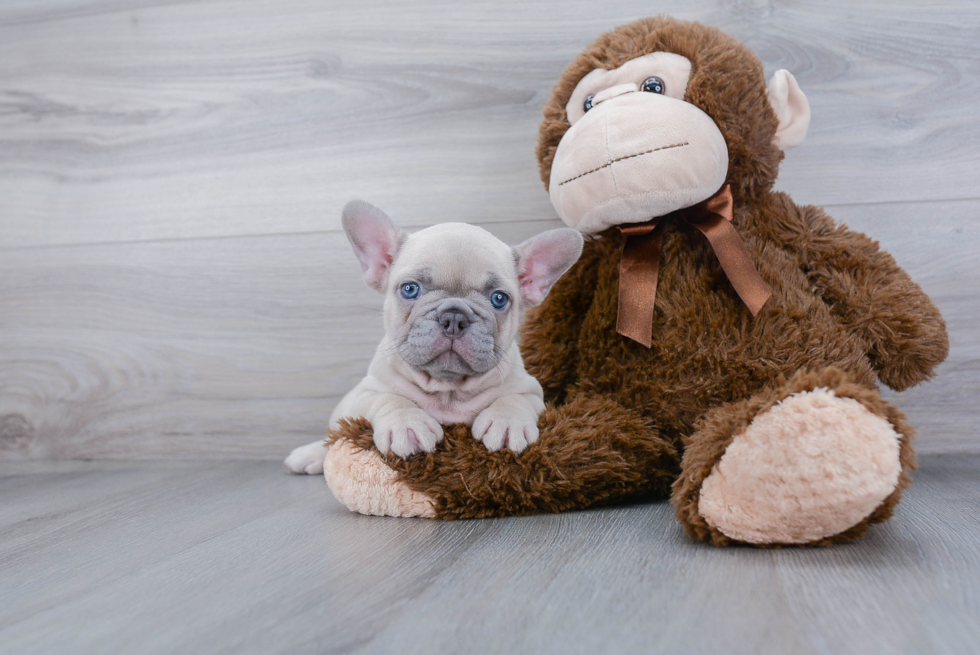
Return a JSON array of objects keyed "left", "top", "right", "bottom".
[{"left": 616, "top": 184, "right": 771, "bottom": 347}]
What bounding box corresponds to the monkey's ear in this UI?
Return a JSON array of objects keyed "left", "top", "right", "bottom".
[
  {"left": 513, "top": 228, "right": 584, "bottom": 306},
  {"left": 342, "top": 200, "right": 406, "bottom": 292},
  {"left": 768, "top": 69, "right": 810, "bottom": 150}
]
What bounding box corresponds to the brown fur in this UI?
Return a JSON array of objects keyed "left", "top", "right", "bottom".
[
  {"left": 329, "top": 395, "right": 679, "bottom": 519},
  {"left": 328, "top": 18, "right": 948, "bottom": 545}
]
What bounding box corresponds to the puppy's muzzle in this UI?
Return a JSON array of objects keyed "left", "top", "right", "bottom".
[{"left": 436, "top": 299, "right": 476, "bottom": 337}]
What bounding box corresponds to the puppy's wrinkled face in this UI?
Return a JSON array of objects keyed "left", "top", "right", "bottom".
[
  {"left": 342, "top": 201, "right": 584, "bottom": 382},
  {"left": 385, "top": 224, "right": 521, "bottom": 380}
]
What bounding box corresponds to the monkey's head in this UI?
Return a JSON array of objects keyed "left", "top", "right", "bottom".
[{"left": 538, "top": 17, "right": 810, "bottom": 234}]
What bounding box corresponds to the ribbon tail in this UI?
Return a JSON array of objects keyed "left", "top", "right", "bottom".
[
  {"left": 694, "top": 216, "right": 772, "bottom": 315},
  {"left": 617, "top": 224, "right": 664, "bottom": 347}
]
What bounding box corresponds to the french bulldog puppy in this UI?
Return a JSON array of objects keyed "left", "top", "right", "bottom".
[{"left": 284, "top": 200, "right": 584, "bottom": 475}]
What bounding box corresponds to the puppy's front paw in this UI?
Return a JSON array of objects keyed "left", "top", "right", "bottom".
[
  {"left": 472, "top": 406, "right": 540, "bottom": 454},
  {"left": 284, "top": 441, "right": 329, "bottom": 475},
  {"left": 373, "top": 409, "right": 444, "bottom": 458}
]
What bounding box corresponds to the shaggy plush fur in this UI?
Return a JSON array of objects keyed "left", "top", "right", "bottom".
[
  {"left": 323, "top": 17, "right": 947, "bottom": 546},
  {"left": 328, "top": 397, "right": 679, "bottom": 519}
]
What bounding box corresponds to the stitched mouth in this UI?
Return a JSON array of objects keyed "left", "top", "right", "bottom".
[{"left": 557, "top": 142, "right": 690, "bottom": 187}]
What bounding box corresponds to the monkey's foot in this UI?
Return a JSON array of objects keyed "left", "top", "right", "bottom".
[{"left": 674, "top": 369, "right": 915, "bottom": 546}]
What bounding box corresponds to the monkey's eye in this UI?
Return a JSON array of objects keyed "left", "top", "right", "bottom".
[
  {"left": 583, "top": 94, "right": 595, "bottom": 113},
  {"left": 642, "top": 77, "right": 665, "bottom": 94},
  {"left": 400, "top": 283, "right": 420, "bottom": 300},
  {"left": 490, "top": 291, "right": 509, "bottom": 309}
]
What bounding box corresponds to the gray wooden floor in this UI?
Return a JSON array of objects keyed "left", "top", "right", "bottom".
[{"left": 1, "top": 454, "right": 978, "bottom": 655}]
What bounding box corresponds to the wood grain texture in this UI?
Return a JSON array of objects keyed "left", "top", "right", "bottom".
[
  {"left": 2, "top": 199, "right": 973, "bottom": 459},
  {"left": 0, "top": 220, "right": 557, "bottom": 459},
  {"left": 1, "top": 0, "right": 978, "bottom": 247},
  {"left": 0, "top": 0, "right": 978, "bottom": 459},
  {"left": 1, "top": 455, "right": 978, "bottom": 654}
]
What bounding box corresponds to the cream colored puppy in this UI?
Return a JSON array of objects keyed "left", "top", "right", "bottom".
[{"left": 285, "top": 201, "right": 583, "bottom": 475}]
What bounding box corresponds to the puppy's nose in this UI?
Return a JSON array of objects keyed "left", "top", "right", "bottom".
[{"left": 439, "top": 310, "right": 469, "bottom": 337}]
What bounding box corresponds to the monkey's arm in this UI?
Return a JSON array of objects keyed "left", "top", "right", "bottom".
[
  {"left": 794, "top": 203, "right": 948, "bottom": 391},
  {"left": 520, "top": 236, "right": 602, "bottom": 404}
]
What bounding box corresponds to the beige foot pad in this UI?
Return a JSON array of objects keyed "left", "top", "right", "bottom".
[
  {"left": 698, "top": 388, "right": 902, "bottom": 544},
  {"left": 323, "top": 439, "right": 436, "bottom": 518}
]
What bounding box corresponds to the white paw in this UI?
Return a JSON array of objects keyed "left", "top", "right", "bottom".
[
  {"left": 373, "top": 408, "right": 443, "bottom": 458},
  {"left": 472, "top": 406, "right": 539, "bottom": 454},
  {"left": 284, "top": 441, "right": 329, "bottom": 475}
]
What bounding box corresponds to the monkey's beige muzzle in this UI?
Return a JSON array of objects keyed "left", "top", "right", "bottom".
[{"left": 549, "top": 92, "right": 729, "bottom": 234}]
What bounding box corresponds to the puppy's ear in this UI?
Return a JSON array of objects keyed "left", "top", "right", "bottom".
[
  {"left": 342, "top": 200, "right": 406, "bottom": 292},
  {"left": 514, "top": 228, "right": 584, "bottom": 306}
]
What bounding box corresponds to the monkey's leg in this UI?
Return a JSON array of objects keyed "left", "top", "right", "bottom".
[
  {"left": 323, "top": 395, "right": 679, "bottom": 519},
  {"left": 672, "top": 368, "right": 916, "bottom": 546}
]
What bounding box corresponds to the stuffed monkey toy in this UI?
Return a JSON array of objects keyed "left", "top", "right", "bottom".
[{"left": 323, "top": 17, "right": 948, "bottom": 546}]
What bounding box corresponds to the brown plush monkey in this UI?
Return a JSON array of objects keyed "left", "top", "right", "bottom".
[{"left": 323, "top": 17, "right": 948, "bottom": 546}]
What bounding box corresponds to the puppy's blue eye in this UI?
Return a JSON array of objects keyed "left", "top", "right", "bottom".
[
  {"left": 490, "top": 291, "right": 509, "bottom": 309},
  {"left": 642, "top": 76, "right": 665, "bottom": 94},
  {"left": 400, "top": 283, "right": 420, "bottom": 300}
]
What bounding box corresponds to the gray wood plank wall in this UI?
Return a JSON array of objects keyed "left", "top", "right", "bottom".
[{"left": 2, "top": 0, "right": 978, "bottom": 460}]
